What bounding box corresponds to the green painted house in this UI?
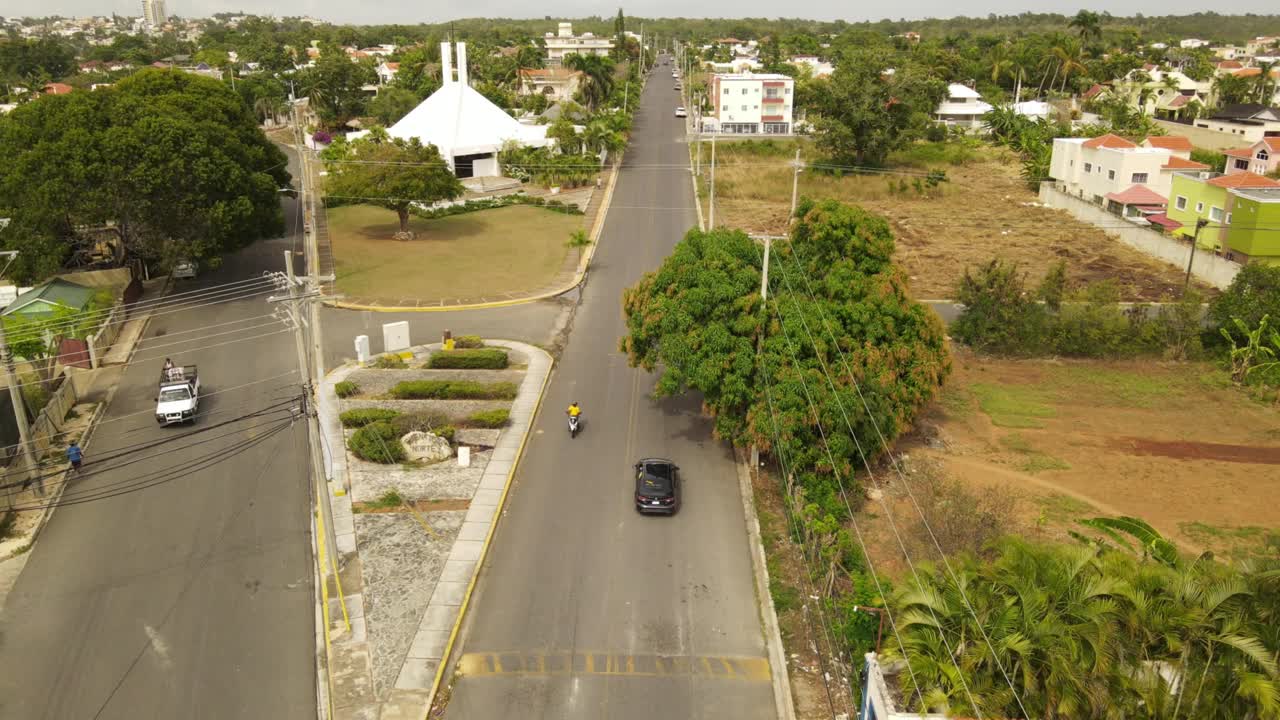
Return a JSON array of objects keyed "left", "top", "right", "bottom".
[
  {"left": 1167, "top": 170, "right": 1280, "bottom": 251},
  {"left": 1224, "top": 187, "right": 1280, "bottom": 265},
  {"left": 0, "top": 278, "right": 96, "bottom": 320}
]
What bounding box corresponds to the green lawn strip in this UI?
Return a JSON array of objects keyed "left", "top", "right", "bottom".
[
  {"left": 1036, "top": 493, "right": 1098, "bottom": 527},
  {"left": 999, "top": 432, "right": 1070, "bottom": 474},
  {"left": 1050, "top": 366, "right": 1185, "bottom": 408},
  {"left": 970, "top": 383, "right": 1055, "bottom": 428},
  {"left": 328, "top": 204, "right": 581, "bottom": 302}
]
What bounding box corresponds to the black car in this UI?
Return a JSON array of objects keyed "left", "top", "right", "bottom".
[{"left": 634, "top": 458, "right": 680, "bottom": 514}]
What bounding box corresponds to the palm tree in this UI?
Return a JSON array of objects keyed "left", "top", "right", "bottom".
[
  {"left": 988, "top": 42, "right": 1015, "bottom": 88},
  {"left": 1069, "top": 10, "right": 1103, "bottom": 44},
  {"left": 564, "top": 53, "right": 615, "bottom": 110},
  {"left": 1052, "top": 39, "right": 1089, "bottom": 94},
  {"left": 1254, "top": 61, "right": 1278, "bottom": 105}
]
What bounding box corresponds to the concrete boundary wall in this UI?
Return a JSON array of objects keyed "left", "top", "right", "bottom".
[{"left": 1038, "top": 183, "right": 1240, "bottom": 289}]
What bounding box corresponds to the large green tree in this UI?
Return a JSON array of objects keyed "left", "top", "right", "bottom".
[
  {"left": 564, "top": 53, "right": 616, "bottom": 110},
  {"left": 621, "top": 200, "right": 950, "bottom": 514},
  {"left": 0, "top": 68, "right": 289, "bottom": 282},
  {"left": 809, "top": 49, "right": 947, "bottom": 167},
  {"left": 323, "top": 134, "right": 463, "bottom": 236}
]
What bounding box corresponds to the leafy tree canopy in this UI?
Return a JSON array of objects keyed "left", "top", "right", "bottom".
[
  {"left": 0, "top": 68, "right": 290, "bottom": 282},
  {"left": 322, "top": 132, "right": 463, "bottom": 236},
  {"left": 622, "top": 200, "right": 950, "bottom": 516}
]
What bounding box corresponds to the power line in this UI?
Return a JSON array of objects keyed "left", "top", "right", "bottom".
[{"left": 775, "top": 244, "right": 1032, "bottom": 719}]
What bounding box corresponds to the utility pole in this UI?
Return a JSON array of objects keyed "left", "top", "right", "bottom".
[
  {"left": 270, "top": 252, "right": 340, "bottom": 579},
  {"left": 1184, "top": 218, "right": 1209, "bottom": 295},
  {"left": 789, "top": 148, "right": 802, "bottom": 223},
  {"left": 0, "top": 251, "right": 38, "bottom": 500},
  {"left": 709, "top": 131, "right": 717, "bottom": 228},
  {"left": 695, "top": 138, "right": 701, "bottom": 176}
]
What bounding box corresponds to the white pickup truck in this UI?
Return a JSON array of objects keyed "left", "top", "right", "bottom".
[{"left": 155, "top": 365, "right": 200, "bottom": 425}]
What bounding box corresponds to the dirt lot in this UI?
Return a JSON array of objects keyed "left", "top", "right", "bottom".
[
  {"left": 889, "top": 349, "right": 1280, "bottom": 562},
  {"left": 696, "top": 139, "right": 1213, "bottom": 301}
]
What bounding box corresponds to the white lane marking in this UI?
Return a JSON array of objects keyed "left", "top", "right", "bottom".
[{"left": 144, "top": 625, "right": 173, "bottom": 670}]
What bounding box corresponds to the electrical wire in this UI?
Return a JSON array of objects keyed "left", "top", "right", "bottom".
[
  {"left": 780, "top": 243, "right": 1040, "bottom": 718},
  {"left": 748, "top": 239, "right": 935, "bottom": 713}
]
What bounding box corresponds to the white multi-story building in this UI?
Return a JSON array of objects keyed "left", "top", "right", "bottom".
[
  {"left": 788, "top": 55, "right": 834, "bottom": 78},
  {"left": 1049, "top": 133, "right": 1210, "bottom": 216},
  {"left": 934, "top": 83, "right": 993, "bottom": 131},
  {"left": 141, "top": 0, "right": 167, "bottom": 29},
  {"left": 544, "top": 23, "right": 614, "bottom": 67},
  {"left": 705, "top": 72, "right": 795, "bottom": 135}
]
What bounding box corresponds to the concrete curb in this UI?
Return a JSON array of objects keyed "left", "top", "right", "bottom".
[
  {"left": 21, "top": 400, "right": 108, "bottom": 554},
  {"left": 323, "top": 155, "right": 624, "bottom": 314},
  {"left": 736, "top": 449, "right": 796, "bottom": 720}
]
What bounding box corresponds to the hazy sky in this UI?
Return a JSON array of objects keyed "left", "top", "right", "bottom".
[{"left": 3, "top": 0, "right": 1277, "bottom": 26}]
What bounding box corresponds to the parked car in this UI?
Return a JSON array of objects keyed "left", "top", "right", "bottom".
[
  {"left": 675, "top": 107, "right": 687, "bottom": 117},
  {"left": 173, "top": 259, "right": 198, "bottom": 280},
  {"left": 634, "top": 458, "right": 680, "bottom": 514}
]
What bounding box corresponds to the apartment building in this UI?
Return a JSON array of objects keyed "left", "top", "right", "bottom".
[
  {"left": 544, "top": 23, "right": 614, "bottom": 67},
  {"left": 141, "top": 0, "right": 166, "bottom": 29},
  {"left": 1049, "top": 134, "right": 1210, "bottom": 215},
  {"left": 706, "top": 72, "right": 795, "bottom": 135}
]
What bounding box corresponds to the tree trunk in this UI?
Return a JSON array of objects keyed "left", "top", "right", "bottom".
[{"left": 396, "top": 206, "right": 411, "bottom": 237}]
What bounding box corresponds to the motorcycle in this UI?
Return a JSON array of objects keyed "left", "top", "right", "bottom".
[{"left": 567, "top": 413, "right": 581, "bottom": 438}]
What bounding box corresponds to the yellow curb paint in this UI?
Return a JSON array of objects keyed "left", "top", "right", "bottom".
[
  {"left": 425, "top": 346, "right": 555, "bottom": 709},
  {"left": 324, "top": 153, "right": 624, "bottom": 314}
]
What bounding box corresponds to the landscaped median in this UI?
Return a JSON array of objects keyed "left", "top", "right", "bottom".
[{"left": 317, "top": 339, "right": 551, "bottom": 719}]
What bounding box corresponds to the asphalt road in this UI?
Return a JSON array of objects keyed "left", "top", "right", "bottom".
[
  {"left": 0, "top": 165, "right": 316, "bottom": 718},
  {"left": 443, "top": 59, "right": 776, "bottom": 719}
]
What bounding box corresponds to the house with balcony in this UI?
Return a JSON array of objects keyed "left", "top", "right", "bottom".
[
  {"left": 1116, "top": 68, "right": 1210, "bottom": 119},
  {"left": 1049, "top": 134, "right": 1210, "bottom": 215},
  {"left": 1224, "top": 137, "right": 1280, "bottom": 176},
  {"left": 1167, "top": 170, "right": 1280, "bottom": 249},
  {"left": 703, "top": 72, "right": 795, "bottom": 135},
  {"left": 933, "top": 83, "right": 992, "bottom": 130},
  {"left": 544, "top": 23, "right": 614, "bottom": 67}
]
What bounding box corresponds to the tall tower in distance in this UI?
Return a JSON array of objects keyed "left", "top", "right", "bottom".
[{"left": 142, "top": 0, "right": 168, "bottom": 29}]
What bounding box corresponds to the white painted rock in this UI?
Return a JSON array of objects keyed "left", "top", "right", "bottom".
[{"left": 401, "top": 431, "right": 452, "bottom": 462}]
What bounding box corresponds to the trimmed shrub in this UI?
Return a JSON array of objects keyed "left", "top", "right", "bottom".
[
  {"left": 334, "top": 381, "right": 359, "bottom": 398},
  {"left": 340, "top": 408, "right": 401, "bottom": 428},
  {"left": 434, "top": 425, "right": 457, "bottom": 443},
  {"left": 453, "top": 335, "right": 484, "bottom": 349},
  {"left": 373, "top": 354, "right": 408, "bottom": 369},
  {"left": 348, "top": 422, "right": 405, "bottom": 463},
  {"left": 390, "top": 410, "right": 451, "bottom": 436},
  {"left": 426, "top": 348, "right": 509, "bottom": 369},
  {"left": 466, "top": 409, "right": 511, "bottom": 428},
  {"left": 389, "top": 380, "right": 518, "bottom": 400}
]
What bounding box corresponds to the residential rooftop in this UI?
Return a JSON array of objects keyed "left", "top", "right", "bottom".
[{"left": 1229, "top": 187, "right": 1280, "bottom": 202}]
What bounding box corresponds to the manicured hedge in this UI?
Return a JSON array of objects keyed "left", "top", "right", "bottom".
[
  {"left": 340, "top": 408, "right": 401, "bottom": 427},
  {"left": 373, "top": 354, "right": 408, "bottom": 369},
  {"left": 426, "top": 348, "right": 509, "bottom": 369},
  {"left": 389, "top": 380, "right": 517, "bottom": 400},
  {"left": 453, "top": 335, "right": 484, "bottom": 349},
  {"left": 348, "top": 421, "right": 405, "bottom": 463},
  {"left": 334, "top": 381, "right": 359, "bottom": 398},
  {"left": 466, "top": 409, "right": 511, "bottom": 428}
]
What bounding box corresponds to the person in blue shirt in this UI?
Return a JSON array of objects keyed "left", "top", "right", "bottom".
[{"left": 67, "top": 441, "right": 83, "bottom": 472}]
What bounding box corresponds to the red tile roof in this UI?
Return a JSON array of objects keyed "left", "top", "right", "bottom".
[
  {"left": 1083, "top": 133, "right": 1137, "bottom": 149},
  {"left": 1233, "top": 67, "right": 1280, "bottom": 78},
  {"left": 1261, "top": 138, "right": 1280, "bottom": 152},
  {"left": 1216, "top": 60, "right": 1244, "bottom": 69},
  {"left": 1206, "top": 172, "right": 1280, "bottom": 188},
  {"left": 42, "top": 83, "right": 74, "bottom": 95},
  {"left": 1083, "top": 83, "right": 1105, "bottom": 99},
  {"left": 1105, "top": 185, "right": 1168, "bottom": 206},
  {"left": 1145, "top": 135, "right": 1194, "bottom": 151},
  {"left": 1162, "top": 156, "right": 1210, "bottom": 170},
  {"left": 1147, "top": 213, "right": 1183, "bottom": 230},
  {"left": 1165, "top": 94, "right": 1191, "bottom": 108},
  {"left": 1224, "top": 147, "right": 1254, "bottom": 159}
]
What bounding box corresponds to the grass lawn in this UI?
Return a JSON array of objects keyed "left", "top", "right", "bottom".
[{"left": 328, "top": 204, "right": 583, "bottom": 303}]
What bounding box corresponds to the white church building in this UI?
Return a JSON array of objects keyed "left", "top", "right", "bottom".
[{"left": 374, "top": 42, "right": 552, "bottom": 178}]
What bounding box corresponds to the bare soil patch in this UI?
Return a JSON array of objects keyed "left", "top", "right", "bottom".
[
  {"left": 698, "top": 140, "right": 1213, "bottom": 301},
  {"left": 352, "top": 498, "right": 472, "bottom": 514},
  {"left": 902, "top": 348, "right": 1280, "bottom": 560}
]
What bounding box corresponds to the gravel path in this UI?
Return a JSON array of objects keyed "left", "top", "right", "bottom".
[
  {"left": 355, "top": 511, "right": 465, "bottom": 699},
  {"left": 339, "top": 398, "right": 513, "bottom": 420},
  {"left": 348, "top": 445, "right": 493, "bottom": 502}
]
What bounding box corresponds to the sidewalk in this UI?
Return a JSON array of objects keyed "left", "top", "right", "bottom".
[{"left": 318, "top": 339, "right": 552, "bottom": 719}]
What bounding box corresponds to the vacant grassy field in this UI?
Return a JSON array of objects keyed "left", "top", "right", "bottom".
[
  {"left": 901, "top": 350, "right": 1280, "bottom": 562},
  {"left": 694, "top": 137, "right": 1212, "bottom": 301},
  {"left": 327, "top": 204, "right": 583, "bottom": 304}
]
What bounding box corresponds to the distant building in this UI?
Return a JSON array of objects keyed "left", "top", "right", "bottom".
[
  {"left": 704, "top": 72, "right": 795, "bottom": 135},
  {"left": 787, "top": 55, "right": 833, "bottom": 78},
  {"left": 1049, "top": 133, "right": 1210, "bottom": 217},
  {"left": 1180, "top": 38, "right": 1209, "bottom": 49},
  {"left": 934, "top": 84, "right": 992, "bottom": 131},
  {"left": 1224, "top": 138, "right": 1280, "bottom": 176},
  {"left": 517, "top": 68, "right": 583, "bottom": 103},
  {"left": 1194, "top": 104, "right": 1280, "bottom": 144},
  {"left": 544, "top": 23, "right": 614, "bottom": 67},
  {"left": 141, "top": 0, "right": 166, "bottom": 29}
]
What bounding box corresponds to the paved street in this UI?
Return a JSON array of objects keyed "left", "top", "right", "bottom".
[
  {"left": 443, "top": 61, "right": 776, "bottom": 719},
  {"left": 0, "top": 164, "right": 316, "bottom": 719}
]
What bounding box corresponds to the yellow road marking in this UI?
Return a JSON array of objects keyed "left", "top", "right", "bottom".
[{"left": 456, "top": 652, "right": 770, "bottom": 683}]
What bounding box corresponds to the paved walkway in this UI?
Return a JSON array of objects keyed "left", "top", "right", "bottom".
[{"left": 318, "top": 339, "right": 552, "bottom": 720}]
